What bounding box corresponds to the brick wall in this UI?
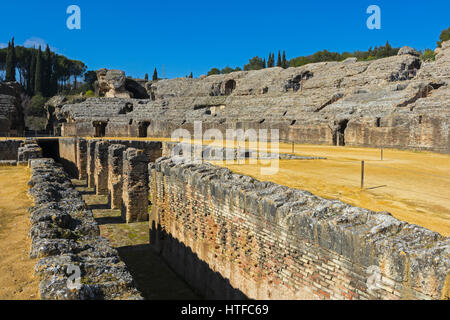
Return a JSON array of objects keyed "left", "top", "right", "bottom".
[
  {"left": 149, "top": 158, "right": 449, "bottom": 300},
  {"left": 122, "top": 148, "right": 149, "bottom": 223},
  {"left": 108, "top": 144, "right": 127, "bottom": 209},
  {"left": 94, "top": 141, "right": 109, "bottom": 195}
]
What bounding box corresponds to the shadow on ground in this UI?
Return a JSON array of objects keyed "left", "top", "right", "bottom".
[
  {"left": 117, "top": 244, "right": 200, "bottom": 300},
  {"left": 72, "top": 178, "right": 200, "bottom": 300}
]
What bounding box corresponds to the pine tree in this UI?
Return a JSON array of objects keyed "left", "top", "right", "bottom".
[
  {"left": 276, "top": 51, "right": 282, "bottom": 67},
  {"left": 34, "top": 46, "right": 43, "bottom": 94},
  {"left": 5, "top": 38, "right": 16, "bottom": 82},
  {"left": 152, "top": 68, "right": 158, "bottom": 81},
  {"left": 282, "top": 50, "right": 287, "bottom": 68}
]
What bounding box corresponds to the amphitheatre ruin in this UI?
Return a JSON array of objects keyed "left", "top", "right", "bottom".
[{"left": 0, "top": 40, "right": 449, "bottom": 300}]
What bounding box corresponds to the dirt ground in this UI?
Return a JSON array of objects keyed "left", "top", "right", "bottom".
[
  {"left": 213, "top": 143, "right": 450, "bottom": 237},
  {"left": 0, "top": 166, "right": 39, "bottom": 300}
]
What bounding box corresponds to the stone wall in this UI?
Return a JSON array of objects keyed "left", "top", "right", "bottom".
[
  {"left": 94, "top": 141, "right": 109, "bottom": 195},
  {"left": 87, "top": 140, "right": 97, "bottom": 188},
  {"left": 28, "top": 158, "right": 142, "bottom": 300},
  {"left": 0, "top": 139, "right": 22, "bottom": 160},
  {"left": 108, "top": 144, "right": 127, "bottom": 209},
  {"left": 121, "top": 148, "right": 149, "bottom": 223},
  {"left": 149, "top": 158, "right": 449, "bottom": 300},
  {"left": 58, "top": 138, "right": 78, "bottom": 177},
  {"left": 58, "top": 43, "right": 450, "bottom": 154},
  {"left": 79, "top": 139, "right": 161, "bottom": 223}
]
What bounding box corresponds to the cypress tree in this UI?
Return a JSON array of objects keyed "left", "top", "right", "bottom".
[
  {"left": 144, "top": 73, "right": 149, "bottom": 81},
  {"left": 5, "top": 38, "right": 16, "bottom": 82},
  {"left": 282, "top": 50, "right": 287, "bottom": 68},
  {"left": 268, "top": 52, "right": 274, "bottom": 67},
  {"left": 34, "top": 46, "right": 43, "bottom": 95},
  {"left": 276, "top": 51, "right": 282, "bottom": 67},
  {"left": 189, "top": 72, "right": 193, "bottom": 78},
  {"left": 152, "top": 67, "right": 158, "bottom": 81},
  {"left": 43, "top": 45, "right": 52, "bottom": 96},
  {"left": 29, "top": 49, "right": 36, "bottom": 96},
  {"left": 263, "top": 58, "right": 266, "bottom": 68}
]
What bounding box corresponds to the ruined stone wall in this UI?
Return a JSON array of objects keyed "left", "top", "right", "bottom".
[
  {"left": 121, "top": 148, "right": 149, "bottom": 223},
  {"left": 58, "top": 43, "right": 450, "bottom": 154},
  {"left": 76, "top": 138, "right": 87, "bottom": 179},
  {"left": 79, "top": 139, "right": 160, "bottom": 222},
  {"left": 149, "top": 158, "right": 449, "bottom": 300},
  {"left": 28, "top": 158, "right": 142, "bottom": 300},
  {"left": 87, "top": 140, "right": 97, "bottom": 188},
  {"left": 58, "top": 138, "right": 78, "bottom": 177},
  {"left": 94, "top": 141, "right": 109, "bottom": 195},
  {"left": 108, "top": 144, "right": 127, "bottom": 209},
  {"left": 0, "top": 139, "right": 22, "bottom": 160}
]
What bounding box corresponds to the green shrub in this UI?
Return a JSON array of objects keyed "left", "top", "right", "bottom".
[
  {"left": 437, "top": 27, "right": 450, "bottom": 47},
  {"left": 422, "top": 49, "right": 436, "bottom": 62},
  {"left": 29, "top": 94, "right": 48, "bottom": 117},
  {"left": 85, "top": 90, "right": 95, "bottom": 97}
]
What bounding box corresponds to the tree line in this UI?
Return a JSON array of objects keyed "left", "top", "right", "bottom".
[{"left": 0, "top": 37, "right": 87, "bottom": 97}]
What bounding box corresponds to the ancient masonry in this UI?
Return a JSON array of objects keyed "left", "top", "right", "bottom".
[
  {"left": 1, "top": 139, "right": 449, "bottom": 299},
  {"left": 28, "top": 158, "right": 142, "bottom": 299},
  {"left": 149, "top": 157, "right": 449, "bottom": 300},
  {"left": 56, "top": 41, "right": 450, "bottom": 154},
  {"left": 94, "top": 141, "right": 109, "bottom": 195},
  {"left": 108, "top": 144, "right": 127, "bottom": 209}
]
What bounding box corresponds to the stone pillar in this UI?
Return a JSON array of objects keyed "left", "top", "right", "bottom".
[
  {"left": 122, "top": 148, "right": 149, "bottom": 223},
  {"left": 76, "top": 138, "right": 87, "bottom": 180},
  {"left": 94, "top": 141, "right": 109, "bottom": 195},
  {"left": 108, "top": 144, "right": 127, "bottom": 209},
  {"left": 87, "top": 140, "right": 97, "bottom": 188}
]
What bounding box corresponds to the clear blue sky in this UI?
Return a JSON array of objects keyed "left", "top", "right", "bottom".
[{"left": 1, "top": 0, "right": 449, "bottom": 79}]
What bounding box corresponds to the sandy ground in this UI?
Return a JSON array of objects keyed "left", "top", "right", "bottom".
[
  {"left": 0, "top": 166, "right": 39, "bottom": 300},
  {"left": 211, "top": 143, "right": 450, "bottom": 237}
]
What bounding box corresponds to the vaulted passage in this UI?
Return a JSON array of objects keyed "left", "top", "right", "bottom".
[
  {"left": 224, "top": 80, "right": 236, "bottom": 95},
  {"left": 138, "top": 121, "right": 150, "bottom": 137},
  {"left": 93, "top": 121, "right": 107, "bottom": 137}
]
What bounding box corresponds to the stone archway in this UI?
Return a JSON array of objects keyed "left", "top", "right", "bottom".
[
  {"left": 224, "top": 80, "right": 236, "bottom": 95},
  {"left": 337, "top": 119, "right": 349, "bottom": 146},
  {"left": 93, "top": 121, "right": 107, "bottom": 137},
  {"left": 138, "top": 121, "right": 150, "bottom": 137}
]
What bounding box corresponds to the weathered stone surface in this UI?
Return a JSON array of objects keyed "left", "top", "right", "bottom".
[
  {"left": 95, "top": 69, "right": 137, "bottom": 98},
  {"left": 94, "top": 141, "right": 109, "bottom": 195},
  {"left": 59, "top": 40, "right": 450, "bottom": 154},
  {"left": 149, "top": 157, "right": 449, "bottom": 300},
  {"left": 398, "top": 46, "right": 420, "bottom": 57},
  {"left": 87, "top": 140, "right": 97, "bottom": 188},
  {"left": 28, "top": 158, "right": 142, "bottom": 300},
  {"left": 18, "top": 139, "right": 42, "bottom": 162},
  {"left": 0, "top": 81, "right": 25, "bottom": 136},
  {"left": 0, "top": 139, "right": 22, "bottom": 160},
  {"left": 108, "top": 144, "right": 127, "bottom": 209},
  {"left": 122, "top": 148, "right": 149, "bottom": 223}
]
